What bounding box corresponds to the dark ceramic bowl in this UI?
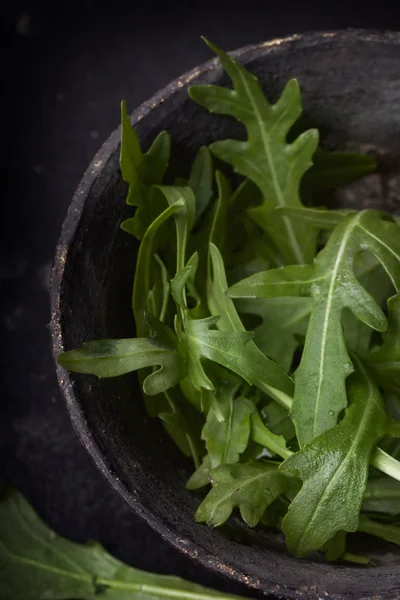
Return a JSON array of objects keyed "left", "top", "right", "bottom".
[{"left": 51, "top": 30, "right": 400, "bottom": 600}]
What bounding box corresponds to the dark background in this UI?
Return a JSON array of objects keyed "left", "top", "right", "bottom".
[{"left": 2, "top": 1, "right": 400, "bottom": 597}]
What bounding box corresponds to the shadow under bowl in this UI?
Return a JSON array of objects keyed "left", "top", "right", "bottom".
[{"left": 51, "top": 29, "right": 400, "bottom": 600}]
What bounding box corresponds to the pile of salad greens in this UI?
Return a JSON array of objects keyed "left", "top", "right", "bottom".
[{"left": 59, "top": 39, "right": 400, "bottom": 562}]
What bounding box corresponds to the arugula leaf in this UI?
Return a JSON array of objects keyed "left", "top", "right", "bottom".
[
  {"left": 186, "top": 455, "right": 212, "bottom": 490},
  {"left": 195, "top": 461, "right": 291, "bottom": 528},
  {"left": 132, "top": 196, "right": 184, "bottom": 334},
  {"left": 120, "top": 101, "right": 171, "bottom": 239},
  {"left": 229, "top": 210, "right": 400, "bottom": 446},
  {"left": 189, "top": 39, "right": 319, "bottom": 265},
  {"left": 280, "top": 358, "right": 391, "bottom": 557},
  {"left": 250, "top": 410, "right": 292, "bottom": 460},
  {"left": 202, "top": 378, "right": 254, "bottom": 468},
  {"left": 261, "top": 401, "right": 296, "bottom": 442},
  {"left": 0, "top": 488, "right": 243, "bottom": 600},
  {"left": 159, "top": 387, "right": 204, "bottom": 468},
  {"left": 368, "top": 293, "right": 400, "bottom": 394},
  {"left": 58, "top": 313, "right": 185, "bottom": 396},
  {"left": 342, "top": 253, "right": 394, "bottom": 358},
  {"left": 358, "top": 516, "right": 400, "bottom": 546},
  {"left": 323, "top": 530, "right": 347, "bottom": 562}
]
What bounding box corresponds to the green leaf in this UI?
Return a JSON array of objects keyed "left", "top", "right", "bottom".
[
  {"left": 371, "top": 447, "right": 400, "bottom": 483},
  {"left": 229, "top": 210, "right": 400, "bottom": 446},
  {"left": 250, "top": 410, "right": 292, "bottom": 460},
  {"left": 159, "top": 388, "right": 204, "bottom": 468},
  {"left": 0, "top": 488, "right": 242, "bottom": 600},
  {"left": 120, "top": 101, "right": 171, "bottom": 239},
  {"left": 323, "top": 531, "right": 347, "bottom": 562},
  {"left": 207, "top": 243, "right": 294, "bottom": 408},
  {"left": 209, "top": 170, "right": 232, "bottom": 250},
  {"left": 195, "top": 460, "right": 291, "bottom": 528},
  {"left": 188, "top": 146, "right": 214, "bottom": 221},
  {"left": 280, "top": 358, "right": 391, "bottom": 557},
  {"left": 132, "top": 197, "right": 184, "bottom": 335},
  {"left": 342, "top": 252, "right": 394, "bottom": 357},
  {"left": 189, "top": 39, "right": 319, "bottom": 265},
  {"left": 358, "top": 516, "right": 400, "bottom": 546},
  {"left": 202, "top": 379, "right": 254, "bottom": 468},
  {"left": 368, "top": 292, "right": 400, "bottom": 394},
  {"left": 179, "top": 314, "right": 254, "bottom": 391},
  {"left": 186, "top": 455, "right": 212, "bottom": 490},
  {"left": 362, "top": 476, "right": 400, "bottom": 516},
  {"left": 261, "top": 401, "right": 296, "bottom": 442},
  {"left": 300, "top": 148, "right": 377, "bottom": 203},
  {"left": 58, "top": 314, "right": 185, "bottom": 396}
]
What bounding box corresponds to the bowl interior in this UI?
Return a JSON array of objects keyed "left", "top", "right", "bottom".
[{"left": 53, "top": 31, "right": 400, "bottom": 600}]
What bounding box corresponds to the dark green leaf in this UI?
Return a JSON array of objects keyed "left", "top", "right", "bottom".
[
  {"left": 261, "top": 402, "right": 296, "bottom": 441},
  {"left": 323, "top": 531, "right": 347, "bottom": 562},
  {"left": 160, "top": 387, "right": 204, "bottom": 467},
  {"left": 189, "top": 39, "right": 319, "bottom": 265},
  {"left": 280, "top": 358, "right": 391, "bottom": 557},
  {"left": 58, "top": 315, "right": 185, "bottom": 396},
  {"left": 0, "top": 488, "right": 242, "bottom": 600}
]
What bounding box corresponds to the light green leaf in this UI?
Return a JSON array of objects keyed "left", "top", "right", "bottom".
[
  {"left": 196, "top": 461, "right": 291, "bottom": 528},
  {"left": 280, "top": 358, "right": 391, "bottom": 557},
  {"left": 186, "top": 455, "right": 212, "bottom": 490},
  {"left": 250, "top": 410, "right": 292, "bottom": 460},
  {"left": 58, "top": 314, "right": 185, "bottom": 396},
  {"left": 189, "top": 39, "right": 319, "bottom": 265},
  {"left": 229, "top": 210, "right": 400, "bottom": 446},
  {"left": 202, "top": 381, "right": 254, "bottom": 468},
  {"left": 368, "top": 292, "right": 400, "bottom": 394},
  {"left": 0, "top": 488, "right": 242, "bottom": 600}
]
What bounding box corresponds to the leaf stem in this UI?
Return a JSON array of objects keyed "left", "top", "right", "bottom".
[
  {"left": 370, "top": 447, "right": 400, "bottom": 482},
  {"left": 96, "top": 577, "right": 240, "bottom": 599}
]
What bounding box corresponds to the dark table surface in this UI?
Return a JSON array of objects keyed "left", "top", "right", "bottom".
[{"left": 2, "top": 2, "right": 400, "bottom": 597}]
